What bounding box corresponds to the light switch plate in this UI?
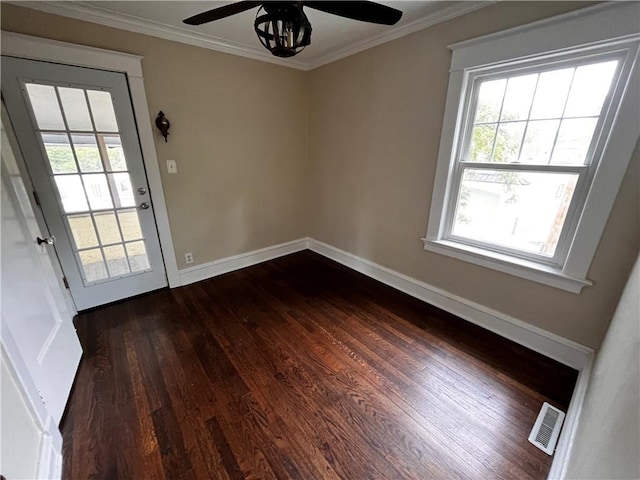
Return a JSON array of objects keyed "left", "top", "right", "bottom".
[{"left": 166, "top": 159, "right": 177, "bottom": 174}]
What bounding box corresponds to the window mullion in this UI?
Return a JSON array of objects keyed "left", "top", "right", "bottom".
[
  {"left": 459, "top": 161, "right": 587, "bottom": 174},
  {"left": 516, "top": 74, "right": 541, "bottom": 162},
  {"left": 474, "top": 115, "right": 598, "bottom": 127},
  {"left": 488, "top": 80, "right": 509, "bottom": 161},
  {"left": 546, "top": 68, "right": 578, "bottom": 165}
]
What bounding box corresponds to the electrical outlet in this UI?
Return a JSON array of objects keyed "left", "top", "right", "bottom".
[
  {"left": 166, "top": 159, "right": 177, "bottom": 174},
  {"left": 185, "top": 252, "right": 193, "bottom": 264}
]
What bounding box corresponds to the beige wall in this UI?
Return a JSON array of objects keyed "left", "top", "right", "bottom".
[
  {"left": 2, "top": 2, "right": 637, "bottom": 348},
  {"left": 308, "top": 1, "right": 639, "bottom": 348},
  {"left": 566, "top": 254, "right": 640, "bottom": 479},
  {"left": 1, "top": 3, "right": 308, "bottom": 269}
]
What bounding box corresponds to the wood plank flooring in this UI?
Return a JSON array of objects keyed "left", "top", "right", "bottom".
[{"left": 62, "top": 250, "right": 577, "bottom": 479}]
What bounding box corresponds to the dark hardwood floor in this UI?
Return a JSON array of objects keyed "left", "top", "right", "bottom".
[{"left": 62, "top": 250, "right": 577, "bottom": 479}]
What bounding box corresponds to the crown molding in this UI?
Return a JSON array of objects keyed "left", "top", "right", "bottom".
[
  {"left": 448, "top": 2, "right": 621, "bottom": 51},
  {"left": 10, "top": 1, "right": 492, "bottom": 71},
  {"left": 309, "top": 1, "right": 492, "bottom": 69},
  {"left": 10, "top": 1, "right": 309, "bottom": 70}
]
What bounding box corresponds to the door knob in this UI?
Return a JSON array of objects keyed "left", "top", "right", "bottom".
[
  {"left": 36, "top": 236, "right": 55, "bottom": 246},
  {"left": 139, "top": 202, "right": 150, "bottom": 210}
]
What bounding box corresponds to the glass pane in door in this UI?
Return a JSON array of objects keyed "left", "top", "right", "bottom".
[
  {"left": 126, "top": 241, "right": 150, "bottom": 272},
  {"left": 71, "top": 134, "right": 103, "bottom": 172},
  {"left": 41, "top": 133, "right": 77, "bottom": 173},
  {"left": 58, "top": 87, "right": 94, "bottom": 131},
  {"left": 109, "top": 173, "right": 135, "bottom": 207},
  {"left": 25, "top": 82, "right": 152, "bottom": 285},
  {"left": 83, "top": 174, "right": 113, "bottom": 210},
  {"left": 101, "top": 135, "right": 127, "bottom": 171},
  {"left": 87, "top": 90, "right": 119, "bottom": 132},
  {"left": 117, "top": 209, "right": 143, "bottom": 241},
  {"left": 103, "top": 244, "right": 130, "bottom": 276},
  {"left": 78, "top": 249, "right": 108, "bottom": 282},
  {"left": 25, "top": 84, "right": 66, "bottom": 130},
  {"left": 54, "top": 175, "right": 89, "bottom": 213},
  {"left": 68, "top": 214, "right": 99, "bottom": 249},
  {"left": 94, "top": 212, "right": 122, "bottom": 245}
]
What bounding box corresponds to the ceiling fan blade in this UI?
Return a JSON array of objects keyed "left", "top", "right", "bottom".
[
  {"left": 183, "top": 1, "right": 262, "bottom": 25},
  {"left": 304, "top": 1, "right": 402, "bottom": 26}
]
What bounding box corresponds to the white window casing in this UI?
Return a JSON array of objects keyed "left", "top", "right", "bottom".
[{"left": 423, "top": 3, "right": 640, "bottom": 293}]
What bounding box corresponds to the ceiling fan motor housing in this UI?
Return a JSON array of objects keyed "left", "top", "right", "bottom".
[{"left": 254, "top": 3, "right": 312, "bottom": 57}]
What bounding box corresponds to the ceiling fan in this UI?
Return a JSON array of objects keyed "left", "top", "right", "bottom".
[{"left": 184, "top": 1, "right": 403, "bottom": 58}]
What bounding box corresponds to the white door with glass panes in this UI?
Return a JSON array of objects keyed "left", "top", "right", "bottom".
[{"left": 2, "top": 56, "right": 167, "bottom": 310}]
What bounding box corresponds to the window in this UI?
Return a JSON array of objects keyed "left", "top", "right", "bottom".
[
  {"left": 451, "top": 55, "right": 619, "bottom": 263},
  {"left": 424, "top": 4, "right": 640, "bottom": 293}
]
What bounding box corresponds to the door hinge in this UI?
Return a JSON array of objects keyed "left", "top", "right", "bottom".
[
  {"left": 33, "top": 190, "right": 41, "bottom": 207},
  {"left": 62, "top": 276, "right": 69, "bottom": 289}
]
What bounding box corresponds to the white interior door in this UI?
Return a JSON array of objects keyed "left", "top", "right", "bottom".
[
  {"left": 1, "top": 105, "right": 82, "bottom": 426},
  {"left": 2, "top": 56, "right": 167, "bottom": 310}
]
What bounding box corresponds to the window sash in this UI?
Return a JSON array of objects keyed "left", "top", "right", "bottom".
[
  {"left": 444, "top": 164, "right": 589, "bottom": 265},
  {"left": 458, "top": 51, "right": 626, "bottom": 168}
]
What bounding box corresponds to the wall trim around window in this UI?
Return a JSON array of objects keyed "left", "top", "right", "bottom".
[
  {"left": 422, "top": 239, "right": 591, "bottom": 293},
  {"left": 424, "top": 3, "right": 640, "bottom": 294}
]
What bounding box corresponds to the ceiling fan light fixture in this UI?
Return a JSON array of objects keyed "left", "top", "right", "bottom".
[{"left": 254, "top": 3, "right": 312, "bottom": 58}]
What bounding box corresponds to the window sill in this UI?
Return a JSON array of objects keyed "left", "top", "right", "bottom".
[{"left": 421, "top": 238, "right": 592, "bottom": 293}]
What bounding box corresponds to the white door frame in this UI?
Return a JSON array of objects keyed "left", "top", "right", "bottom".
[{"left": 1, "top": 31, "right": 180, "bottom": 288}]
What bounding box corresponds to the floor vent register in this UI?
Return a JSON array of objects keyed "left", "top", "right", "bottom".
[{"left": 529, "top": 402, "right": 566, "bottom": 455}]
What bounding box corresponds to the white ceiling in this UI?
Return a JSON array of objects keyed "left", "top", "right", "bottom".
[{"left": 16, "top": 1, "right": 489, "bottom": 70}]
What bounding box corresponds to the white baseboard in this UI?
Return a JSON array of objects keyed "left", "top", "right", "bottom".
[
  {"left": 547, "top": 352, "right": 594, "bottom": 480},
  {"left": 178, "top": 238, "right": 310, "bottom": 286},
  {"left": 307, "top": 238, "right": 593, "bottom": 370}
]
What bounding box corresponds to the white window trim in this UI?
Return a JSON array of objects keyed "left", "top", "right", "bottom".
[{"left": 423, "top": 3, "right": 640, "bottom": 294}]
